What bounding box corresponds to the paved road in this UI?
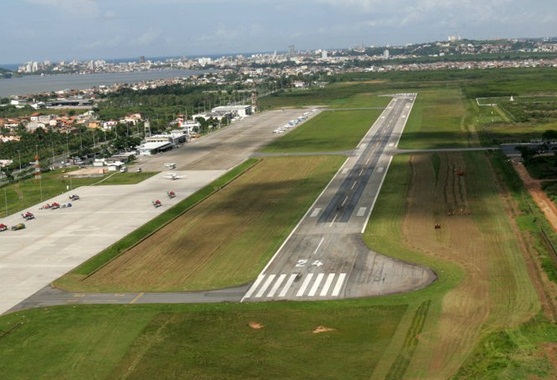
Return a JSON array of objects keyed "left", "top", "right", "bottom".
[{"left": 242, "top": 94, "right": 436, "bottom": 302}]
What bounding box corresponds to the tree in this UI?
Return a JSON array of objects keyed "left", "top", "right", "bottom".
[
  {"left": 542, "top": 130, "right": 557, "bottom": 142},
  {"left": 515, "top": 145, "right": 537, "bottom": 162}
]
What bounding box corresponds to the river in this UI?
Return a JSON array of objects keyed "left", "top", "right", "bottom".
[{"left": 0, "top": 69, "right": 206, "bottom": 98}]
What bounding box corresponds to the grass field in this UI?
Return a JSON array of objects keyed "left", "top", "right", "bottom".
[
  {"left": 0, "top": 301, "right": 408, "bottom": 380},
  {"left": 59, "top": 156, "right": 345, "bottom": 292},
  {"left": 262, "top": 109, "right": 383, "bottom": 153},
  {"left": 2, "top": 69, "right": 557, "bottom": 379}
]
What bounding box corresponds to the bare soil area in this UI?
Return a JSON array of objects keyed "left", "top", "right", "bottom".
[
  {"left": 512, "top": 160, "right": 557, "bottom": 231},
  {"left": 401, "top": 152, "right": 540, "bottom": 378}
]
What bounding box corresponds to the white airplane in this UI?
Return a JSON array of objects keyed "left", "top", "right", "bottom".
[{"left": 164, "top": 172, "right": 184, "bottom": 180}]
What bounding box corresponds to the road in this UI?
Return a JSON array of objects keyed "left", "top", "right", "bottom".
[{"left": 242, "top": 94, "right": 436, "bottom": 302}]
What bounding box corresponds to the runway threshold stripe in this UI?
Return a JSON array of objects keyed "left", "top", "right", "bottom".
[
  {"left": 296, "top": 273, "right": 314, "bottom": 297},
  {"left": 267, "top": 274, "right": 286, "bottom": 297},
  {"left": 278, "top": 274, "right": 298, "bottom": 297},
  {"left": 357, "top": 207, "right": 367, "bottom": 217},
  {"left": 331, "top": 273, "right": 347, "bottom": 297},
  {"left": 320, "top": 273, "right": 336, "bottom": 296},
  {"left": 255, "top": 274, "right": 276, "bottom": 298},
  {"left": 308, "top": 273, "right": 324, "bottom": 297},
  {"left": 244, "top": 275, "right": 265, "bottom": 298},
  {"left": 311, "top": 208, "right": 321, "bottom": 217}
]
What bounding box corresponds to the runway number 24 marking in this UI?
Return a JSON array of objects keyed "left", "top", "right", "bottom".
[{"left": 296, "top": 259, "right": 324, "bottom": 267}]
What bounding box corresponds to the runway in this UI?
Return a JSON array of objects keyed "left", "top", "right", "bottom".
[
  {"left": 4, "top": 95, "right": 436, "bottom": 313},
  {"left": 242, "top": 94, "right": 436, "bottom": 301}
]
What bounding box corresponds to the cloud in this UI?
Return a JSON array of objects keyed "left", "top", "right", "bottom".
[
  {"left": 130, "top": 28, "right": 163, "bottom": 47},
  {"left": 24, "top": 0, "right": 101, "bottom": 17}
]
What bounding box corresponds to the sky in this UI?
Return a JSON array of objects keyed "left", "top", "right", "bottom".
[{"left": 1, "top": 0, "right": 556, "bottom": 64}]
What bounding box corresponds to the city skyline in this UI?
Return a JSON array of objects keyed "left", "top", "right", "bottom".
[{"left": 1, "top": 0, "right": 556, "bottom": 65}]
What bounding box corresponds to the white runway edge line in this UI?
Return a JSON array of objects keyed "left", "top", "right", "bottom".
[{"left": 243, "top": 272, "right": 348, "bottom": 299}]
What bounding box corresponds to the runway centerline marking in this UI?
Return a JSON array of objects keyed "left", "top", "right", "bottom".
[
  {"left": 313, "top": 237, "right": 325, "bottom": 255},
  {"left": 351, "top": 181, "right": 357, "bottom": 190}
]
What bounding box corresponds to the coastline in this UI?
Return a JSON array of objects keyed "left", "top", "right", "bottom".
[{"left": 0, "top": 69, "right": 207, "bottom": 98}]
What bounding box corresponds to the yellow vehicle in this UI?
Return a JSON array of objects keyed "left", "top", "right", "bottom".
[{"left": 11, "top": 223, "right": 26, "bottom": 231}]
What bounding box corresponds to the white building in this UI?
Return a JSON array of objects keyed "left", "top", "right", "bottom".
[
  {"left": 137, "top": 134, "right": 174, "bottom": 156},
  {"left": 211, "top": 105, "right": 252, "bottom": 118}
]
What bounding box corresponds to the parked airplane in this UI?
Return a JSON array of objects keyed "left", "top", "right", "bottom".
[{"left": 164, "top": 172, "right": 184, "bottom": 180}]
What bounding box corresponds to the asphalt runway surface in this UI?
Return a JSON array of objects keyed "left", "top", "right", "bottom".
[
  {"left": 242, "top": 94, "right": 436, "bottom": 302},
  {"left": 6, "top": 96, "right": 436, "bottom": 313}
]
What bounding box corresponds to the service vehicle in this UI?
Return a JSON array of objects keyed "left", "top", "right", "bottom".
[
  {"left": 22, "top": 211, "right": 35, "bottom": 220},
  {"left": 11, "top": 223, "right": 26, "bottom": 231}
]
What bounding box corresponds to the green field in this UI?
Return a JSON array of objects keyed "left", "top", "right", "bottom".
[{"left": 2, "top": 68, "right": 557, "bottom": 379}]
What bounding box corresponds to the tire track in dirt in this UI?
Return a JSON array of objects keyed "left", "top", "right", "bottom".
[
  {"left": 400, "top": 152, "right": 540, "bottom": 378},
  {"left": 402, "top": 153, "right": 491, "bottom": 378}
]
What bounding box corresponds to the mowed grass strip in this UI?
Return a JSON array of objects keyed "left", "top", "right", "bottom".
[
  {"left": 262, "top": 109, "right": 382, "bottom": 153},
  {"left": 0, "top": 305, "right": 155, "bottom": 380},
  {"left": 399, "top": 88, "right": 474, "bottom": 149},
  {"left": 109, "top": 303, "right": 407, "bottom": 380},
  {"left": 75, "top": 156, "right": 344, "bottom": 292},
  {"left": 0, "top": 302, "right": 407, "bottom": 380}
]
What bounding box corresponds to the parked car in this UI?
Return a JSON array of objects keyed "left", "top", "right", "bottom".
[{"left": 11, "top": 223, "right": 26, "bottom": 231}]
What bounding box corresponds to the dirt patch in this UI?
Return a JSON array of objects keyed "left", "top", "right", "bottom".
[
  {"left": 511, "top": 160, "right": 557, "bottom": 322},
  {"left": 543, "top": 342, "right": 557, "bottom": 373},
  {"left": 312, "top": 326, "right": 335, "bottom": 334},
  {"left": 64, "top": 167, "right": 105, "bottom": 177},
  {"left": 401, "top": 152, "right": 539, "bottom": 378},
  {"left": 248, "top": 321, "right": 264, "bottom": 330},
  {"left": 512, "top": 160, "right": 557, "bottom": 231}
]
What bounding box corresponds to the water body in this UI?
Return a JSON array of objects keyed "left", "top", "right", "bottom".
[{"left": 0, "top": 69, "right": 207, "bottom": 98}]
